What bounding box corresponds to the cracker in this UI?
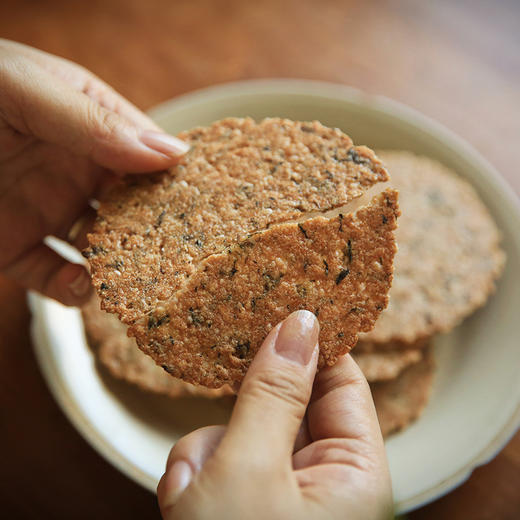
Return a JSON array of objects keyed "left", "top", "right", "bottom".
[
  {"left": 356, "top": 337, "right": 429, "bottom": 353},
  {"left": 85, "top": 118, "right": 398, "bottom": 388},
  {"left": 353, "top": 349, "right": 422, "bottom": 382},
  {"left": 81, "top": 297, "right": 230, "bottom": 398},
  {"left": 360, "top": 151, "right": 505, "bottom": 345},
  {"left": 371, "top": 347, "right": 435, "bottom": 437},
  {"left": 86, "top": 118, "right": 388, "bottom": 325},
  {"left": 133, "top": 190, "right": 399, "bottom": 387}
]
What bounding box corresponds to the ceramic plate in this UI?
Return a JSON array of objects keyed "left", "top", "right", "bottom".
[{"left": 30, "top": 80, "right": 520, "bottom": 514}]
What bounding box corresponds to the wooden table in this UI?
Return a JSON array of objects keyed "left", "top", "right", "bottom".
[{"left": 1, "top": 1, "right": 519, "bottom": 518}]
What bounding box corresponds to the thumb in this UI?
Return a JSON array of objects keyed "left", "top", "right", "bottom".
[
  {"left": 219, "top": 310, "right": 319, "bottom": 467},
  {"left": 1, "top": 55, "right": 189, "bottom": 172}
]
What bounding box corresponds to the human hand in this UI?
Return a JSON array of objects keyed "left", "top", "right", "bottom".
[
  {"left": 0, "top": 39, "right": 188, "bottom": 305},
  {"left": 158, "top": 310, "right": 393, "bottom": 520}
]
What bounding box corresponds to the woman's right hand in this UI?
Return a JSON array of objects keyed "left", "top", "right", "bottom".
[{"left": 158, "top": 310, "right": 393, "bottom": 519}]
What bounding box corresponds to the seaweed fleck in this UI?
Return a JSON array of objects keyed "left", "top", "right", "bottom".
[
  {"left": 263, "top": 271, "right": 284, "bottom": 293},
  {"left": 346, "top": 239, "right": 353, "bottom": 263},
  {"left": 347, "top": 147, "right": 372, "bottom": 166},
  {"left": 188, "top": 307, "right": 205, "bottom": 326},
  {"left": 335, "top": 269, "right": 350, "bottom": 285},
  {"left": 155, "top": 209, "right": 166, "bottom": 228},
  {"left": 296, "top": 284, "right": 307, "bottom": 298},
  {"left": 229, "top": 259, "right": 238, "bottom": 278},
  {"left": 105, "top": 259, "right": 124, "bottom": 270},
  {"left": 148, "top": 314, "right": 170, "bottom": 329},
  {"left": 82, "top": 245, "right": 106, "bottom": 258},
  {"left": 323, "top": 259, "right": 329, "bottom": 276},
  {"left": 298, "top": 223, "right": 309, "bottom": 239},
  {"left": 234, "top": 340, "right": 250, "bottom": 359}
]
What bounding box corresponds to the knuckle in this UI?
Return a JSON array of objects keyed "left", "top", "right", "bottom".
[
  {"left": 244, "top": 367, "right": 309, "bottom": 415},
  {"left": 311, "top": 438, "right": 375, "bottom": 471},
  {"left": 89, "top": 104, "right": 123, "bottom": 144}
]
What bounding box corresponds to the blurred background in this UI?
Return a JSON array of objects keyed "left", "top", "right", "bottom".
[{"left": 1, "top": 0, "right": 519, "bottom": 518}]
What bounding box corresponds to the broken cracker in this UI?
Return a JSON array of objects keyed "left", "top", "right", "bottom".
[{"left": 85, "top": 118, "right": 398, "bottom": 388}]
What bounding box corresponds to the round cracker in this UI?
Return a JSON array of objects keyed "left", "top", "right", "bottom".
[
  {"left": 371, "top": 347, "right": 435, "bottom": 437},
  {"left": 361, "top": 151, "right": 505, "bottom": 345}
]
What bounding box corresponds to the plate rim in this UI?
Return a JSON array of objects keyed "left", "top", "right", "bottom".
[
  {"left": 29, "top": 293, "right": 159, "bottom": 492},
  {"left": 30, "top": 78, "right": 520, "bottom": 514}
]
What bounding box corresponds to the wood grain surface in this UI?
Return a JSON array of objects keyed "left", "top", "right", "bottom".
[{"left": 0, "top": 0, "right": 519, "bottom": 518}]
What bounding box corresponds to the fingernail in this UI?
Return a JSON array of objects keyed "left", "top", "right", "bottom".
[
  {"left": 168, "top": 460, "right": 193, "bottom": 502},
  {"left": 274, "top": 310, "right": 319, "bottom": 365},
  {"left": 139, "top": 130, "right": 190, "bottom": 157},
  {"left": 68, "top": 268, "right": 91, "bottom": 297}
]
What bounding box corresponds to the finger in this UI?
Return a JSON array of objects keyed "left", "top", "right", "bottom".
[
  {"left": 309, "top": 353, "right": 381, "bottom": 441},
  {"left": 0, "top": 54, "right": 189, "bottom": 172},
  {"left": 165, "top": 425, "right": 227, "bottom": 474},
  {"left": 292, "top": 355, "right": 393, "bottom": 518},
  {"left": 0, "top": 38, "right": 160, "bottom": 130},
  {"left": 293, "top": 415, "right": 312, "bottom": 453},
  {"left": 79, "top": 76, "right": 161, "bottom": 132},
  {"left": 292, "top": 354, "right": 385, "bottom": 470},
  {"left": 3, "top": 242, "right": 92, "bottom": 306},
  {"left": 67, "top": 207, "right": 97, "bottom": 251},
  {"left": 157, "top": 425, "right": 226, "bottom": 515},
  {"left": 218, "top": 310, "right": 319, "bottom": 467}
]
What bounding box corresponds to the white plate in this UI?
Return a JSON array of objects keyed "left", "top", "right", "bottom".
[{"left": 31, "top": 80, "right": 520, "bottom": 514}]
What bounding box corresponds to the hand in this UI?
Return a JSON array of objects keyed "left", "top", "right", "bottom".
[
  {"left": 0, "top": 39, "right": 188, "bottom": 305},
  {"left": 158, "top": 311, "right": 393, "bottom": 519}
]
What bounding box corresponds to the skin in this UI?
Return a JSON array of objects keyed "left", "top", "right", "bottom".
[
  {"left": 0, "top": 41, "right": 393, "bottom": 520},
  {"left": 158, "top": 311, "right": 393, "bottom": 520},
  {"left": 0, "top": 39, "right": 187, "bottom": 305}
]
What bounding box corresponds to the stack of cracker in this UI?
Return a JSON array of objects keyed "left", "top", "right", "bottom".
[
  {"left": 80, "top": 119, "right": 504, "bottom": 438},
  {"left": 352, "top": 151, "right": 505, "bottom": 436}
]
